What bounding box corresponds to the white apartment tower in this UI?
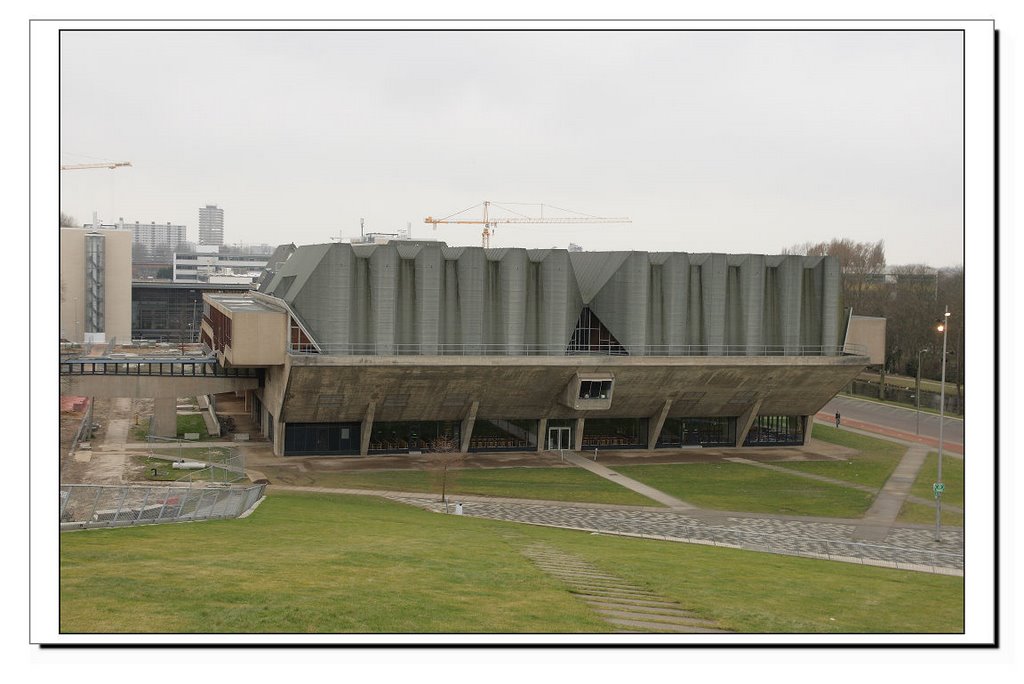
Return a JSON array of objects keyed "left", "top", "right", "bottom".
[{"left": 198, "top": 204, "right": 224, "bottom": 246}]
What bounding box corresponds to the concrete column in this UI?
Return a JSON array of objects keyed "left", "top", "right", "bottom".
[
  {"left": 360, "top": 401, "right": 376, "bottom": 456},
  {"left": 151, "top": 397, "right": 177, "bottom": 438},
  {"left": 801, "top": 415, "right": 812, "bottom": 446},
  {"left": 536, "top": 418, "right": 548, "bottom": 451},
  {"left": 573, "top": 417, "right": 585, "bottom": 451},
  {"left": 272, "top": 416, "right": 285, "bottom": 456},
  {"left": 648, "top": 399, "right": 673, "bottom": 450},
  {"left": 734, "top": 398, "right": 764, "bottom": 447},
  {"left": 460, "top": 401, "right": 479, "bottom": 453}
]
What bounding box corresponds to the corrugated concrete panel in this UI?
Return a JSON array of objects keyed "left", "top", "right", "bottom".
[
  {"left": 291, "top": 244, "right": 352, "bottom": 347},
  {"left": 269, "top": 243, "right": 842, "bottom": 355},
  {"left": 701, "top": 254, "right": 728, "bottom": 353},
  {"left": 457, "top": 248, "right": 486, "bottom": 349},
  {"left": 740, "top": 255, "right": 765, "bottom": 353},
  {"left": 370, "top": 246, "right": 398, "bottom": 353},
  {"left": 415, "top": 245, "right": 443, "bottom": 354},
  {"left": 500, "top": 249, "right": 528, "bottom": 351},
  {"left": 569, "top": 251, "right": 631, "bottom": 303},
  {"left": 589, "top": 252, "right": 648, "bottom": 354},
  {"left": 540, "top": 250, "right": 582, "bottom": 348},
  {"left": 661, "top": 253, "right": 690, "bottom": 348},
  {"left": 820, "top": 257, "right": 841, "bottom": 349},
  {"left": 779, "top": 256, "right": 804, "bottom": 353}
]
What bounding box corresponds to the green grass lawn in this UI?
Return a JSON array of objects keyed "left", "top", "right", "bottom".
[
  {"left": 612, "top": 462, "right": 875, "bottom": 517},
  {"left": 898, "top": 452, "right": 964, "bottom": 526},
  {"left": 176, "top": 414, "right": 211, "bottom": 440},
  {"left": 59, "top": 492, "right": 963, "bottom": 634},
  {"left": 257, "top": 465, "right": 658, "bottom": 506},
  {"left": 773, "top": 424, "right": 906, "bottom": 490}
]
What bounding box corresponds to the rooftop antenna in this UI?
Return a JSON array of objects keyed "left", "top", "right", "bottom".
[{"left": 360, "top": 218, "right": 365, "bottom": 239}]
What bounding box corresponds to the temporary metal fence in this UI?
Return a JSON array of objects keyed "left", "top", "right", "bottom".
[
  {"left": 59, "top": 483, "right": 266, "bottom": 530},
  {"left": 69, "top": 398, "right": 95, "bottom": 454},
  {"left": 289, "top": 343, "right": 868, "bottom": 358},
  {"left": 145, "top": 437, "right": 246, "bottom": 484}
]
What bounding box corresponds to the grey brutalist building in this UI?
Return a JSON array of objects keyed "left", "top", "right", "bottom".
[{"left": 201, "top": 241, "right": 867, "bottom": 457}]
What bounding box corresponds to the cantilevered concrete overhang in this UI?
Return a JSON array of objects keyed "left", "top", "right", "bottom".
[{"left": 273, "top": 353, "right": 868, "bottom": 425}]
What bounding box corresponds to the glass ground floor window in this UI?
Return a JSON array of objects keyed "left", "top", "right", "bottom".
[
  {"left": 369, "top": 421, "right": 462, "bottom": 454},
  {"left": 743, "top": 415, "right": 805, "bottom": 446},
  {"left": 284, "top": 422, "right": 360, "bottom": 456},
  {"left": 582, "top": 417, "right": 649, "bottom": 449},
  {"left": 656, "top": 417, "right": 737, "bottom": 447},
  {"left": 470, "top": 419, "right": 537, "bottom": 451}
]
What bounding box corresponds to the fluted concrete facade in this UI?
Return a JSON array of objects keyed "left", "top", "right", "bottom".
[{"left": 260, "top": 243, "right": 843, "bottom": 353}]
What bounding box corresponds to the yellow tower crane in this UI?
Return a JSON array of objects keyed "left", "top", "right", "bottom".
[
  {"left": 425, "top": 201, "right": 631, "bottom": 248},
  {"left": 60, "top": 161, "right": 132, "bottom": 171}
]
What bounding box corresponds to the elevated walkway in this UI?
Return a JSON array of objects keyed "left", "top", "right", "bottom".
[{"left": 60, "top": 357, "right": 260, "bottom": 399}]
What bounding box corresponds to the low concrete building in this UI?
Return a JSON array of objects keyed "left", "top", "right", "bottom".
[{"left": 202, "top": 242, "right": 868, "bottom": 457}]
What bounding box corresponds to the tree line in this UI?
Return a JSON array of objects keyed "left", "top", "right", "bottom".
[{"left": 783, "top": 238, "right": 963, "bottom": 397}]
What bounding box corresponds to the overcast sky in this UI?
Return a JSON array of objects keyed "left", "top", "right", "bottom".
[{"left": 59, "top": 30, "right": 964, "bottom": 267}]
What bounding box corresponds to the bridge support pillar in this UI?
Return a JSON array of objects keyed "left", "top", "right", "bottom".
[{"left": 151, "top": 397, "right": 177, "bottom": 438}]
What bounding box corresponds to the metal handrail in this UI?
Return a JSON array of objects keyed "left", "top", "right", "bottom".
[
  {"left": 286, "top": 342, "right": 869, "bottom": 358},
  {"left": 59, "top": 358, "right": 259, "bottom": 378}
]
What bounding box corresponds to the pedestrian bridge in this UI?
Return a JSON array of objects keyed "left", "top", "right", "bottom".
[{"left": 59, "top": 356, "right": 260, "bottom": 399}]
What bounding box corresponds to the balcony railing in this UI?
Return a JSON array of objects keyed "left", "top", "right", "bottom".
[{"left": 287, "top": 343, "right": 867, "bottom": 358}]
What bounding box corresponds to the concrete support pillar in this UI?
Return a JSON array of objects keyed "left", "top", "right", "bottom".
[
  {"left": 573, "top": 417, "right": 585, "bottom": 451},
  {"left": 536, "top": 418, "right": 548, "bottom": 451},
  {"left": 243, "top": 390, "right": 252, "bottom": 413},
  {"left": 460, "top": 401, "right": 479, "bottom": 453},
  {"left": 734, "top": 398, "right": 764, "bottom": 447},
  {"left": 273, "top": 416, "right": 285, "bottom": 457},
  {"left": 648, "top": 399, "right": 673, "bottom": 450},
  {"left": 151, "top": 397, "right": 177, "bottom": 438},
  {"left": 360, "top": 401, "right": 376, "bottom": 456},
  {"left": 801, "top": 415, "right": 812, "bottom": 446}
]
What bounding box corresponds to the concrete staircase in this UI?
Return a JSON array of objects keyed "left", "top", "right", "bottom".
[{"left": 521, "top": 543, "right": 730, "bottom": 634}]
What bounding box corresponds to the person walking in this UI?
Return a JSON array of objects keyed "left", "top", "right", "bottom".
[{"left": 835, "top": 411, "right": 841, "bottom": 429}]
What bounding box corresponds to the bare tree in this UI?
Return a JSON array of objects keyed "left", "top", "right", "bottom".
[
  {"left": 60, "top": 211, "right": 77, "bottom": 227},
  {"left": 428, "top": 433, "right": 464, "bottom": 508}
]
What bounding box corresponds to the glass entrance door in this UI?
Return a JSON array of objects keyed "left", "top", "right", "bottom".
[{"left": 547, "top": 426, "right": 571, "bottom": 450}]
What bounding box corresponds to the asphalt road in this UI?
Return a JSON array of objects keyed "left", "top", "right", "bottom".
[{"left": 822, "top": 395, "right": 964, "bottom": 447}]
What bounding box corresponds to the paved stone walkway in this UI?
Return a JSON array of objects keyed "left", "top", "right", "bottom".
[
  {"left": 561, "top": 451, "right": 695, "bottom": 510},
  {"left": 853, "top": 446, "right": 929, "bottom": 541},
  {"left": 385, "top": 494, "right": 963, "bottom": 574},
  {"left": 521, "top": 543, "right": 731, "bottom": 633}
]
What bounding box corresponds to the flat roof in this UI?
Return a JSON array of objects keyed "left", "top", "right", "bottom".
[{"left": 205, "top": 292, "right": 281, "bottom": 313}]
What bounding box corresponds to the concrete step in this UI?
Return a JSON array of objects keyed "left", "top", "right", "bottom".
[
  {"left": 593, "top": 608, "right": 721, "bottom": 629},
  {"left": 573, "top": 594, "right": 684, "bottom": 609},
  {"left": 603, "top": 617, "right": 730, "bottom": 633},
  {"left": 581, "top": 599, "right": 707, "bottom": 619}
]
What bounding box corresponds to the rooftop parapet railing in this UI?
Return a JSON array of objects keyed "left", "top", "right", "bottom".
[{"left": 287, "top": 343, "right": 868, "bottom": 358}]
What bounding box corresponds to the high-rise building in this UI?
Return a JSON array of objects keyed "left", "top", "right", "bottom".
[{"left": 198, "top": 204, "right": 224, "bottom": 246}]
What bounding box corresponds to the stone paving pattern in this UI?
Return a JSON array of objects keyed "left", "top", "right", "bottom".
[{"left": 388, "top": 494, "right": 964, "bottom": 573}]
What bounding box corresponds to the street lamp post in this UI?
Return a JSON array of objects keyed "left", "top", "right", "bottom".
[
  {"left": 934, "top": 306, "right": 951, "bottom": 542},
  {"left": 915, "top": 347, "right": 930, "bottom": 435}
]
